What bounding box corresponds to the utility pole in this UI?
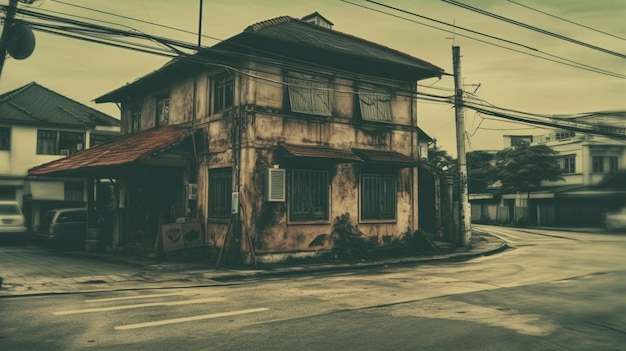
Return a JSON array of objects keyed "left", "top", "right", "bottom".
[
  {"left": 0, "top": 0, "right": 19, "bottom": 79},
  {"left": 452, "top": 45, "right": 472, "bottom": 247}
]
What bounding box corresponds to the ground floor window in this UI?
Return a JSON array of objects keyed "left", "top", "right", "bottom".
[
  {"left": 290, "top": 169, "right": 329, "bottom": 221},
  {"left": 208, "top": 167, "right": 232, "bottom": 219},
  {"left": 361, "top": 173, "right": 396, "bottom": 220},
  {"left": 64, "top": 182, "right": 84, "bottom": 201}
]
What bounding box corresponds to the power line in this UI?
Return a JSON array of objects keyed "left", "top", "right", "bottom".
[
  {"left": 441, "top": 0, "right": 626, "bottom": 59},
  {"left": 344, "top": 1, "right": 625, "bottom": 79},
  {"left": 507, "top": 0, "right": 626, "bottom": 41},
  {"left": 4, "top": 2, "right": 624, "bottom": 139}
]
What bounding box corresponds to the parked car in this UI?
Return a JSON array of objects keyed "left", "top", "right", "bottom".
[
  {"left": 605, "top": 208, "right": 626, "bottom": 231},
  {"left": 36, "top": 208, "right": 87, "bottom": 246},
  {"left": 0, "top": 201, "right": 29, "bottom": 244}
]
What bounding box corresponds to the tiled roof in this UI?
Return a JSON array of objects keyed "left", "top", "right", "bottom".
[
  {"left": 96, "top": 14, "right": 444, "bottom": 102},
  {"left": 0, "top": 82, "right": 119, "bottom": 127},
  {"left": 352, "top": 148, "right": 416, "bottom": 166},
  {"left": 278, "top": 142, "right": 362, "bottom": 162},
  {"left": 239, "top": 16, "right": 443, "bottom": 75},
  {"left": 29, "top": 125, "right": 191, "bottom": 176}
]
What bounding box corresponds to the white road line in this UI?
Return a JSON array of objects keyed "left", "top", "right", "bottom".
[
  {"left": 114, "top": 307, "right": 270, "bottom": 331},
  {"left": 53, "top": 297, "right": 226, "bottom": 315},
  {"left": 86, "top": 293, "right": 185, "bottom": 303}
]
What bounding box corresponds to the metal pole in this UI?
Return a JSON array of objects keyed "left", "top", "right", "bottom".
[
  {"left": 452, "top": 46, "right": 472, "bottom": 247},
  {"left": 197, "top": 0, "right": 203, "bottom": 48},
  {"left": 0, "top": 0, "right": 19, "bottom": 80}
]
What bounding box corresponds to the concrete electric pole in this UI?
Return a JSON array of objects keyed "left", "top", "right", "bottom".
[
  {"left": 452, "top": 46, "right": 472, "bottom": 247},
  {"left": 0, "top": 0, "right": 19, "bottom": 79}
]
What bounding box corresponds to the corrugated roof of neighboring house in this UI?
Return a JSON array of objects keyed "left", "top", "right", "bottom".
[
  {"left": 0, "top": 82, "right": 119, "bottom": 127},
  {"left": 96, "top": 14, "right": 444, "bottom": 103},
  {"left": 28, "top": 125, "right": 191, "bottom": 177}
]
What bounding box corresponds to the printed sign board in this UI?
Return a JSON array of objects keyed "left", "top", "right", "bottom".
[{"left": 161, "top": 221, "right": 204, "bottom": 252}]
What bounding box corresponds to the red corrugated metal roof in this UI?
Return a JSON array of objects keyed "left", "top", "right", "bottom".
[
  {"left": 29, "top": 125, "right": 192, "bottom": 176},
  {"left": 278, "top": 142, "right": 362, "bottom": 162}
]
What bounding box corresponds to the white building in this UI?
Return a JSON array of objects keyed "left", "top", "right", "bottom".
[
  {"left": 0, "top": 82, "right": 120, "bottom": 231},
  {"left": 475, "top": 111, "right": 626, "bottom": 227}
]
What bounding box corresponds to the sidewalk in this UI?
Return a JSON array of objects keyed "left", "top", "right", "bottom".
[{"left": 0, "top": 231, "right": 507, "bottom": 298}]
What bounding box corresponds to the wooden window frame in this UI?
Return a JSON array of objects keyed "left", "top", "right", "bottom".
[
  {"left": 155, "top": 94, "right": 170, "bottom": 127},
  {"left": 213, "top": 74, "right": 234, "bottom": 113}
]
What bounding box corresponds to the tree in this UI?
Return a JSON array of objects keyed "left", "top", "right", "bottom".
[
  {"left": 467, "top": 150, "right": 496, "bottom": 193},
  {"left": 428, "top": 146, "right": 456, "bottom": 173},
  {"left": 494, "top": 144, "right": 563, "bottom": 193}
]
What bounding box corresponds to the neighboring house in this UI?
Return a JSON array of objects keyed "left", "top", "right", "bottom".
[
  {"left": 0, "top": 82, "right": 120, "bottom": 231},
  {"left": 471, "top": 112, "right": 626, "bottom": 227},
  {"left": 29, "top": 13, "right": 445, "bottom": 263}
]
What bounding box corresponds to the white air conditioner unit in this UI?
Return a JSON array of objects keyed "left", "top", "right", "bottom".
[
  {"left": 59, "top": 149, "right": 70, "bottom": 156},
  {"left": 264, "top": 168, "right": 285, "bottom": 202},
  {"left": 187, "top": 183, "right": 198, "bottom": 200}
]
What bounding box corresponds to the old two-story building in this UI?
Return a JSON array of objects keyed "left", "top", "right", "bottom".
[
  {"left": 470, "top": 111, "right": 626, "bottom": 228},
  {"left": 0, "top": 82, "right": 120, "bottom": 232},
  {"left": 29, "top": 14, "right": 445, "bottom": 263}
]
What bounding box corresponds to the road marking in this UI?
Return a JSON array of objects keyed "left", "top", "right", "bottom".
[
  {"left": 53, "top": 297, "right": 225, "bottom": 315},
  {"left": 114, "top": 307, "right": 270, "bottom": 330},
  {"left": 85, "top": 293, "right": 185, "bottom": 303},
  {"left": 84, "top": 293, "right": 185, "bottom": 303}
]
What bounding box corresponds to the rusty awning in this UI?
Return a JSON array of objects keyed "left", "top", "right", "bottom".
[
  {"left": 28, "top": 125, "right": 193, "bottom": 178},
  {"left": 278, "top": 142, "right": 362, "bottom": 163},
  {"left": 352, "top": 148, "right": 417, "bottom": 167}
]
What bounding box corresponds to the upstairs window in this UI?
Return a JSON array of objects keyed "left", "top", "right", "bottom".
[
  {"left": 358, "top": 86, "right": 393, "bottom": 123},
  {"left": 0, "top": 127, "right": 10, "bottom": 150},
  {"left": 131, "top": 108, "right": 141, "bottom": 132},
  {"left": 286, "top": 76, "right": 331, "bottom": 116},
  {"left": 208, "top": 167, "right": 232, "bottom": 219},
  {"left": 155, "top": 94, "right": 169, "bottom": 127},
  {"left": 37, "top": 130, "right": 84, "bottom": 155},
  {"left": 557, "top": 156, "right": 576, "bottom": 174},
  {"left": 213, "top": 74, "right": 234, "bottom": 113},
  {"left": 361, "top": 172, "right": 396, "bottom": 221},
  {"left": 555, "top": 131, "right": 575, "bottom": 140}
]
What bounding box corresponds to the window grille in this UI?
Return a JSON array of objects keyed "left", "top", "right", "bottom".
[
  {"left": 290, "top": 169, "right": 329, "bottom": 221},
  {"left": 209, "top": 168, "right": 232, "bottom": 219},
  {"left": 361, "top": 173, "right": 396, "bottom": 220}
]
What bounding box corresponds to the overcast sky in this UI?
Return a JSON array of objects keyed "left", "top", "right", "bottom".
[{"left": 1, "top": 0, "right": 624, "bottom": 156}]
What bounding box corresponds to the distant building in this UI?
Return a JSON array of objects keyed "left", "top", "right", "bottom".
[
  {"left": 471, "top": 111, "right": 626, "bottom": 227},
  {"left": 0, "top": 82, "right": 120, "bottom": 231}
]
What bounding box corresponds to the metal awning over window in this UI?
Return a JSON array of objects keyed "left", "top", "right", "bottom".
[
  {"left": 352, "top": 148, "right": 416, "bottom": 167},
  {"left": 278, "top": 143, "right": 362, "bottom": 163},
  {"left": 28, "top": 125, "right": 193, "bottom": 178}
]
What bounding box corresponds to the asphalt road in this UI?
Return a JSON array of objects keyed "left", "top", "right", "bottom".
[{"left": 1, "top": 225, "right": 625, "bottom": 350}]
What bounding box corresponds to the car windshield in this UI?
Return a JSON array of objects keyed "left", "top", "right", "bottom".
[{"left": 0, "top": 204, "right": 21, "bottom": 215}]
